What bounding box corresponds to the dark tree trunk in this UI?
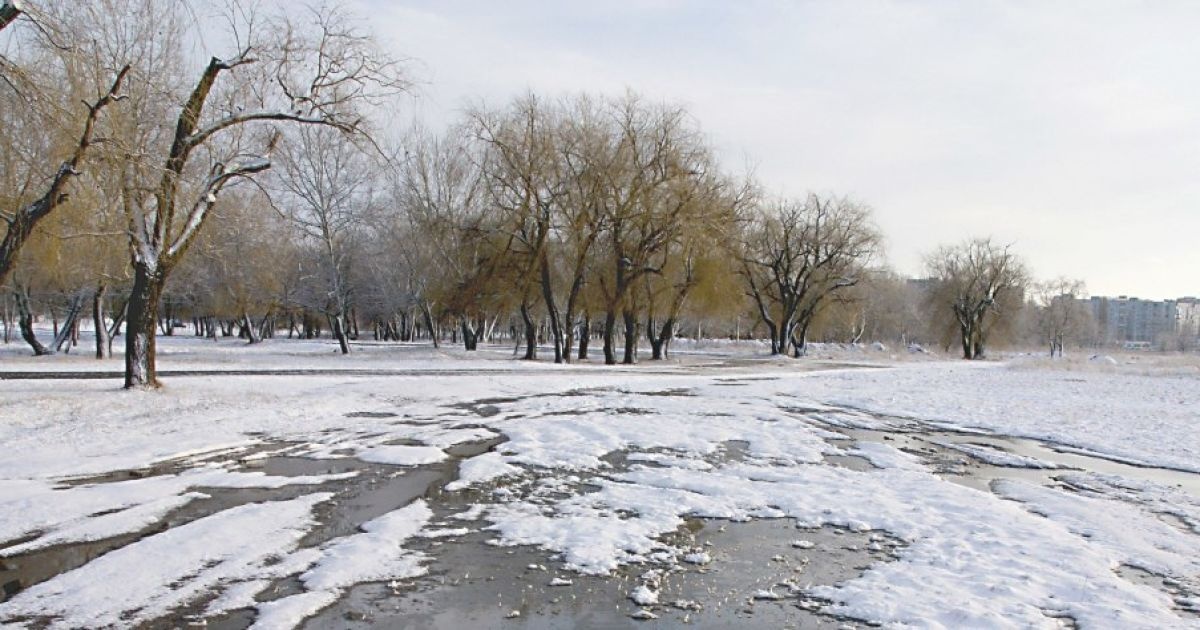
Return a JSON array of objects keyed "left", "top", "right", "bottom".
[
  {"left": 460, "top": 319, "right": 478, "bottom": 351},
  {"left": 125, "top": 262, "right": 165, "bottom": 388},
  {"left": 602, "top": 310, "right": 617, "bottom": 365},
  {"left": 622, "top": 309, "right": 638, "bottom": 365},
  {"left": 578, "top": 313, "right": 590, "bottom": 360},
  {"left": 93, "top": 284, "right": 109, "bottom": 359},
  {"left": 648, "top": 317, "right": 675, "bottom": 360},
  {"left": 14, "top": 289, "right": 50, "bottom": 356},
  {"left": 539, "top": 256, "right": 565, "bottom": 363},
  {"left": 520, "top": 302, "right": 537, "bottom": 360}
]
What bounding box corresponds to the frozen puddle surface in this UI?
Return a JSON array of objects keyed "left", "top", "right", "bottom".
[{"left": 2, "top": 373, "right": 1200, "bottom": 629}]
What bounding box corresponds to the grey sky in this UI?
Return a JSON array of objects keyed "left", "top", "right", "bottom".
[{"left": 363, "top": 0, "right": 1199, "bottom": 299}]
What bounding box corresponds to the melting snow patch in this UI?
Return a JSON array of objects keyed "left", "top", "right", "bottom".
[
  {"left": 250, "top": 590, "right": 340, "bottom": 630},
  {"left": 354, "top": 445, "right": 446, "bottom": 466},
  {"left": 0, "top": 493, "right": 333, "bottom": 628},
  {"left": 300, "top": 500, "right": 433, "bottom": 591},
  {"left": 629, "top": 584, "right": 659, "bottom": 606}
]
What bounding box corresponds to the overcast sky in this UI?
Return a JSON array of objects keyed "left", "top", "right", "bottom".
[{"left": 361, "top": 0, "right": 1198, "bottom": 300}]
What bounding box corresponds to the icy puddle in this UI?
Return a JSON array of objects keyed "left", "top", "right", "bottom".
[{"left": 297, "top": 519, "right": 891, "bottom": 629}]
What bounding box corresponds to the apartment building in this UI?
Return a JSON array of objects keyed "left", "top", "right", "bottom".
[{"left": 1086, "top": 296, "right": 1177, "bottom": 345}]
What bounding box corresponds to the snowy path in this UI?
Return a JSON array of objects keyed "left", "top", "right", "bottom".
[{"left": 1, "top": 342, "right": 1198, "bottom": 628}]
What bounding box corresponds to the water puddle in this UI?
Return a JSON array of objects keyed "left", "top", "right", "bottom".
[{"left": 299, "top": 517, "right": 892, "bottom": 629}]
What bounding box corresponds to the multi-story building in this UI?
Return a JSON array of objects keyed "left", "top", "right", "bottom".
[
  {"left": 1177, "top": 297, "right": 1200, "bottom": 342},
  {"left": 1086, "top": 296, "right": 1177, "bottom": 345}
]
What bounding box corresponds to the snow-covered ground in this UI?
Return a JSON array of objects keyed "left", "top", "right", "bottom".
[{"left": 1, "top": 337, "right": 1198, "bottom": 628}]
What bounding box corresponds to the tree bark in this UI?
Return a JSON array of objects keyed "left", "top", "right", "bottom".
[
  {"left": 602, "top": 309, "right": 617, "bottom": 365},
  {"left": 14, "top": 288, "right": 50, "bottom": 356},
  {"left": 648, "top": 317, "right": 675, "bottom": 360},
  {"left": 93, "top": 283, "right": 109, "bottom": 359},
  {"left": 539, "top": 256, "right": 565, "bottom": 363},
  {"left": 460, "top": 319, "right": 478, "bottom": 351},
  {"left": 331, "top": 314, "right": 350, "bottom": 354},
  {"left": 125, "top": 262, "right": 164, "bottom": 388},
  {"left": 622, "top": 309, "right": 638, "bottom": 364},
  {"left": 577, "top": 313, "right": 590, "bottom": 360},
  {"left": 520, "top": 302, "right": 537, "bottom": 360},
  {"left": 242, "top": 312, "right": 261, "bottom": 344},
  {"left": 421, "top": 302, "right": 440, "bottom": 349}
]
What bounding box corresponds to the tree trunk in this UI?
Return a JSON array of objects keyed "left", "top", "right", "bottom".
[
  {"left": 520, "top": 302, "right": 537, "bottom": 360},
  {"left": 331, "top": 314, "right": 350, "bottom": 354},
  {"left": 959, "top": 321, "right": 973, "bottom": 360},
  {"left": 14, "top": 289, "right": 51, "bottom": 356},
  {"left": 460, "top": 319, "right": 478, "bottom": 351},
  {"left": 539, "top": 256, "right": 565, "bottom": 364},
  {"left": 649, "top": 317, "right": 675, "bottom": 360},
  {"left": 242, "top": 312, "right": 261, "bottom": 344},
  {"left": 622, "top": 309, "right": 638, "bottom": 365},
  {"left": 602, "top": 309, "right": 617, "bottom": 365},
  {"left": 50, "top": 294, "right": 84, "bottom": 354},
  {"left": 125, "top": 262, "right": 165, "bottom": 388},
  {"left": 578, "top": 313, "right": 590, "bottom": 360},
  {"left": 93, "top": 283, "right": 109, "bottom": 359},
  {"left": 107, "top": 298, "right": 126, "bottom": 357},
  {"left": 420, "top": 302, "right": 440, "bottom": 349}
]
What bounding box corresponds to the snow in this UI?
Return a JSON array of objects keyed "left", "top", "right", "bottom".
[
  {"left": 250, "top": 591, "right": 340, "bottom": 630},
  {"left": 933, "top": 440, "right": 1064, "bottom": 469},
  {"left": 775, "top": 360, "right": 1200, "bottom": 472},
  {"left": 445, "top": 451, "right": 522, "bottom": 491},
  {"left": 629, "top": 584, "right": 658, "bottom": 605},
  {"left": 2, "top": 339, "right": 1198, "bottom": 628},
  {"left": 0, "top": 466, "right": 353, "bottom": 554},
  {"left": 353, "top": 444, "right": 447, "bottom": 466},
  {"left": 1, "top": 493, "right": 332, "bottom": 628},
  {"left": 299, "top": 499, "right": 432, "bottom": 591}
]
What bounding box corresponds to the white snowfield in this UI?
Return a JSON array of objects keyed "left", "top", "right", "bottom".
[{"left": 0, "top": 339, "right": 1198, "bottom": 629}]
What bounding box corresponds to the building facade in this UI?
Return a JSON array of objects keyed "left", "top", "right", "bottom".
[
  {"left": 1086, "top": 296, "right": 1178, "bottom": 345},
  {"left": 1177, "top": 297, "right": 1200, "bottom": 343}
]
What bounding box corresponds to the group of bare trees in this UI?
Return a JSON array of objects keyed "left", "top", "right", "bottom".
[
  {"left": 2, "top": 0, "right": 404, "bottom": 386},
  {"left": 1, "top": 0, "right": 1106, "bottom": 388}
]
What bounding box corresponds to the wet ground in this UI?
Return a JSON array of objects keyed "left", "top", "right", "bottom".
[{"left": 3, "top": 383, "right": 1199, "bottom": 628}]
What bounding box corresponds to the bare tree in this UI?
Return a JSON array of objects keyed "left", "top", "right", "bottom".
[
  {"left": 1032, "top": 277, "right": 1091, "bottom": 357},
  {"left": 81, "top": 2, "right": 407, "bottom": 387},
  {"left": 470, "top": 94, "right": 568, "bottom": 361},
  {"left": 924, "top": 237, "right": 1029, "bottom": 360},
  {"left": 274, "top": 126, "right": 378, "bottom": 354},
  {"left": 739, "top": 194, "right": 881, "bottom": 357},
  {"left": 391, "top": 126, "right": 490, "bottom": 350}
]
